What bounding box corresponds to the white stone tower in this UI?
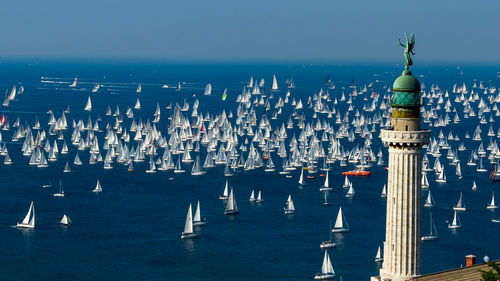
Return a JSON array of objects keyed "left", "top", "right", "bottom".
[{"left": 373, "top": 34, "right": 430, "bottom": 281}]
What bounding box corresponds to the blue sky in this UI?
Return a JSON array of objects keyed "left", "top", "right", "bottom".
[{"left": 1, "top": 0, "right": 499, "bottom": 62}]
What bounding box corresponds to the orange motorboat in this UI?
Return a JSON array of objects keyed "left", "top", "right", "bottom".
[{"left": 342, "top": 170, "right": 371, "bottom": 176}]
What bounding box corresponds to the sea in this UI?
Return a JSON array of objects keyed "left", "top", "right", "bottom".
[{"left": 0, "top": 59, "right": 498, "bottom": 281}]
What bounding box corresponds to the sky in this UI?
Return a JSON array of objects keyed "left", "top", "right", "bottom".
[{"left": 0, "top": 0, "right": 499, "bottom": 63}]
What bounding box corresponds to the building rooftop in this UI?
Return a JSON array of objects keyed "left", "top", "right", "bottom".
[{"left": 410, "top": 261, "right": 500, "bottom": 281}]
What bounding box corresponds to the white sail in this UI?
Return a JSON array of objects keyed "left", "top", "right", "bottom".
[
  {"left": 204, "top": 83, "right": 212, "bottom": 95},
  {"left": 193, "top": 200, "right": 202, "bottom": 223},
  {"left": 453, "top": 192, "right": 465, "bottom": 211},
  {"left": 342, "top": 176, "right": 350, "bottom": 188},
  {"left": 8, "top": 85, "right": 16, "bottom": 101},
  {"left": 375, "top": 246, "right": 383, "bottom": 262},
  {"left": 225, "top": 188, "right": 238, "bottom": 214},
  {"left": 346, "top": 183, "right": 355, "bottom": 197},
  {"left": 256, "top": 190, "right": 262, "bottom": 202},
  {"left": 332, "top": 206, "right": 349, "bottom": 232},
  {"left": 17, "top": 201, "right": 35, "bottom": 228},
  {"left": 298, "top": 168, "right": 305, "bottom": 185},
  {"left": 436, "top": 167, "right": 446, "bottom": 183},
  {"left": 323, "top": 171, "right": 329, "bottom": 188},
  {"left": 381, "top": 184, "right": 387, "bottom": 197},
  {"left": 84, "top": 96, "right": 92, "bottom": 111},
  {"left": 93, "top": 179, "right": 102, "bottom": 192},
  {"left": 322, "top": 250, "right": 335, "bottom": 274},
  {"left": 424, "top": 190, "right": 434, "bottom": 207},
  {"left": 284, "top": 194, "right": 295, "bottom": 213},
  {"left": 448, "top": 210, "right": 461, "bottom": 229},
  {"left": 271, "top": 74, "right": 278, "bottom": 91},
  {"left": 60, "top": 214, "right": 72, "bottom": 225},
  {"left": 249, "top": 190, "right": 255, "bottom": 202},
  {"left": 182, "top": 204, "right": 194, "bottom": 236},
  {"left": 487, "top": 192, "right": 498, "bottom": 209},
  {"left": 220, "top": 179, "right": 229, "bottom": 199}
]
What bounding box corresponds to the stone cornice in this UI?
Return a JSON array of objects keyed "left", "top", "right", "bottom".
[{"left": 380, "top": 129, "right": 430, "bottom": 146}]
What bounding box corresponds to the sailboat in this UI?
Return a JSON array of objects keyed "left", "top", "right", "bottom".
[
  {"left": 173, "top": 157, "right": 185, "bottom": 173},
  {"left": 16, "top": 201, "right": 35, "bottom": 229},
  {"left": 60, "top": 214, "right": 72, "bottom": 226},
  {"left": 448, "top": 211, "right": 461, "bottom": 229},
  {"left": 421, "top": 212, "right": 438, "bottom": 241},
  {"left": 487, "top": 192, "right": 498, "bottom": 209},
  {"left": 332, "top": 206, "right": 349, "bottom": 233},
  {"left": 436, "top": 167, "right": 446, "bottom": 183},
  {"left": 63, "top": 161, "right": 71, "bottom": 173},
  {"left": 472, "top": 181, "right": 477, "bottom": 191},
  {"left": 249, "top": 190, "right": 256, "bottom": 202},
  {"left": 84, "top": 96, "right": 92, "bottom": 111},
  {"left": 298, "top": 167, "right": 305, "bottom": 185},
  {"left": 53, "top": 179, "right": 65, "bottom": 197},
  {"left": 204, "top": 83, "right": 212, "bottom": 95},
  {"left": 380, "top": 184, "right": 387, "bottom": 198},
  {"left": 224, "top": 188, "right": 239, "bottom": 215},
  {"left": 424, "top": 190, "right": 435, "bottom": 207},
  {"left": 453, "top": 192, "right": 466, "bottom": 211},
  {"left": 193, "top": 200, "right": 207, "bottom": 226},
  {"left": 191, "top": 155, "right": 206, "bottom": 176},
  {"left": 255, "top": 190, "right": 263, "bottom": 203},
  {"left": 319, "top": 171, "right": 332, "bottom": 191},
  {"left": 342, "top": 176, "right": 350, "bottom": 188},
  {"left": 345, "top": 183, "right": 355, "bottom": 198},
  {"left": 320, "top": 221, "right": 336, "bottom": 248},
  {"left": 375, "top": 246, "right": 383, "bottom": 262},
  {"left": 421, "top": 173, "right": 429, "bottom": 189},
  {"left": 93, "top": 179, "right": 102, "bottom": 193},
  {"left": 323, "top": 192, "right": 331, "bottom": 206},
  {"left": 219, "top": 179, "right": 229, "bottom": 200},
  {"left": 314, "top": 250, "right": 335, "bottom": 280},
  {"left": 271, "top": 75, "right": 279, "bottom": 91},
  {"left": 284, "top": 194, "right": 295, "bottom": 214},
  {"left": 181, "top": 203, "right": 199, "bottom": 239}
]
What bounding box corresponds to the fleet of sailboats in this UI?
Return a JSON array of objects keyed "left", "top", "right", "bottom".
[{"left": 4, "top": 68, "right": 500, "bottom": 277}]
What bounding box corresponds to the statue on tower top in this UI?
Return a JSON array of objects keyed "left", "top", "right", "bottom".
[{"left": 399, "top": 33, "right": 415, "bottom": 70}]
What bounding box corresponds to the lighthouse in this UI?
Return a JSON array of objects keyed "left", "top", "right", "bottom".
[{"left": 374, "top": 34, "right": 430, "bottom": 281}]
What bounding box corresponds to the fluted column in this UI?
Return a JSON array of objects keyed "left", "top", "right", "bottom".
[{"left": 378, "top": 129, "right": 429, "bottom": 281}]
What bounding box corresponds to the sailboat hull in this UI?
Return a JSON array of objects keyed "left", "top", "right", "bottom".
[
  {"left": 314, "top": 273, "right": 335, "bottom": 280},
  {"left": 421, "top": 235, "right": 438, "bottom": 241},
  {"left": 320, "top": 241, "right": 336, "bottom": 249},
  {"left": 193, "top": 221, "right": 207, "bottom": 226},
  {"left": 181, "top": 232, "right": 199, "bottom": 239},
  {"left": 319, "top": 187, "right": 333, "bottom": 191},
  {"left": 224, "top": 210, "right": 239, "bottom": 215},
  {"left": 331, "top": 228, "right": 349, "bottom": 233},
  {"left": 487, "top": 205, "right": 498, "bottom": 209},
  {"left": 16, "top": 223, "right": 34, "bottom": 229}
]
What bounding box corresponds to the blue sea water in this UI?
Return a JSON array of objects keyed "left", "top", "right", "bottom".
[{"left": 0, "top": 59, "right": 499, "bottom": 281}]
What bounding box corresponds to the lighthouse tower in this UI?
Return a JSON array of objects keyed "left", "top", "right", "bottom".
[{"left": 375, "top": 34, "right": 430, "bottom": 281}]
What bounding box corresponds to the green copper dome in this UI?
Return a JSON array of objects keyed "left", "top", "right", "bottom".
[
  {"left": 391, "top": 69, "right": 421, "bottom": 108},
  {"left": 393, "top": 69, "right": 420, "bottom": 92}
]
